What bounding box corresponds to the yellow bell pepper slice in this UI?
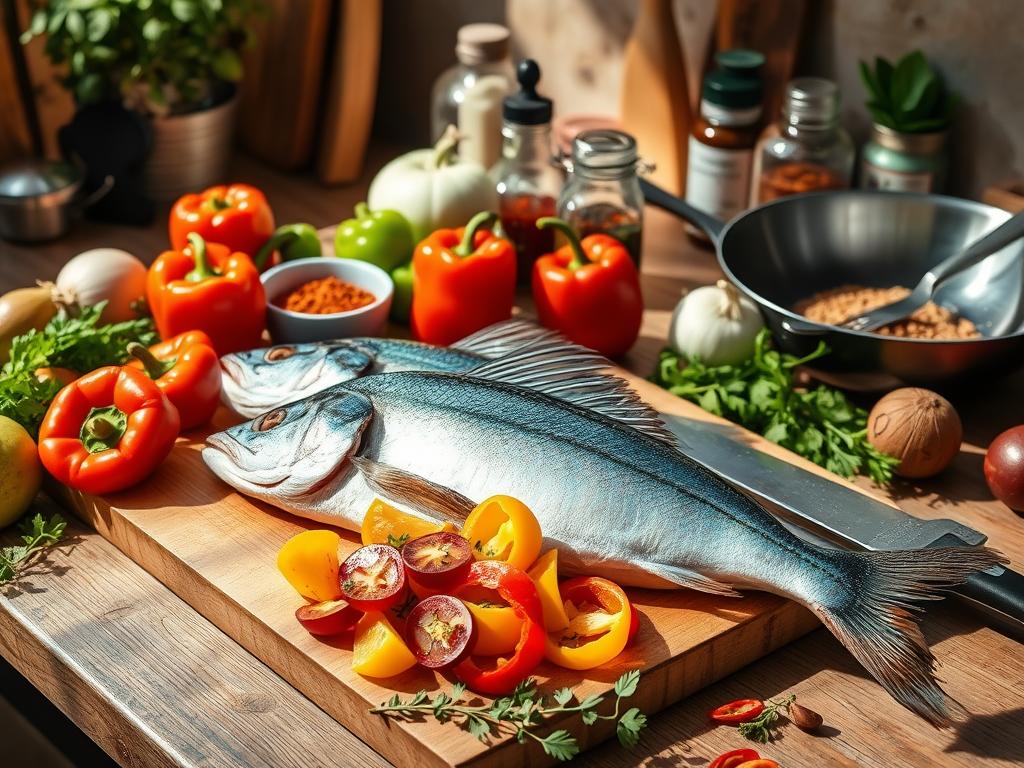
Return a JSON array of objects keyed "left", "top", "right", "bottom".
[
  {"left": 360, "top": 497, "right": 457, "bottom": 546},
  {"left": 352, "top": 611, "right": 417, "bottom": 678},
  {"left": 527, "top": 549, "right": 570, "bottom": 632},
  {"left": 460, "top": 591, "right": 524, "bottom": 655},
  {"left": 276, "top": 529, "right": 343, "bottom": 602},
  {"left": 543, "top": 577, "right": 631, "bottom": 671},
  {"left": 461, "top": 495, "right": 542, "bottom": 571}
]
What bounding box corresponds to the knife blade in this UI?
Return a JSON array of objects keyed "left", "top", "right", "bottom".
[{"left": 661, "top": 412, "right": 1024, "bottom": 640}]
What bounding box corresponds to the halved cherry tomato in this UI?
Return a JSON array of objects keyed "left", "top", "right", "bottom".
[
  {"left": 352, "top": 611, "right": 417, "bottom": 678},
  {"left": 452, "top": 561, "right": 545, "bottom": 695},
  {"left": 360, "top": 497, "right": 458, "bottom": 546},
  {"left": 276, "top": 530, "right": 343, "bottom": 602},
  {"left": 461, "top": 495, "right": 542, "bottom": 570},
  {"left": 735, "top": 761, "right": 779, "bottom": 768},
  {"left": 401, "top": 532, "right": 473, "bottom": 590},
  {"left": 709, "top": 699, "right": 765, "bottom": 725},
  {"left": 295, "top": 598, "right": 360, "bottom": 637},
  {"left": 339, "top": 544, "right": 406, "bottom": 612},
  {"left": 544, "top": 576, "right": 632, "bottom": 671},
  {"left": 406, "top": 594, "right": 475, "bottom": 668},
  {"left": 527, "top": 549, "right": 570, "bottom": 632},
  {"left": 708, "top": 749, "right": 761, "bottom": 768}
]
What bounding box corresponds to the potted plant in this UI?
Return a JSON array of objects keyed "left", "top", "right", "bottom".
[
  {"left": 858, "top": 50, "right": 955, "bottom": 193},
  {"left": 21, "top": 0, "right": 261, "bottom": 201}
]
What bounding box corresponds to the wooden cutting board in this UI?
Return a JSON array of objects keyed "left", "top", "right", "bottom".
[{"left": 55, "top": 354, "right": 916, "bottom": 766}]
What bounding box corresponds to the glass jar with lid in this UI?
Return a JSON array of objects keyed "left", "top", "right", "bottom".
[
  {"left": 752, "top": 77, "right": 854, "bottom": 204},
  {"left": 557, "top": 129, "right": 644, "bottom": 265}
]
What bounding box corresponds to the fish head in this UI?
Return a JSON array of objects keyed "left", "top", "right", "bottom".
[
  {"left": 203, "top": 388, "right": 374, "bottom": 502},
  {"left": 219, "top": 341, "right": 375, "bottom": 417}
]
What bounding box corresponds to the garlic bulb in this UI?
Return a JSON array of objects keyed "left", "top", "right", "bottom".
[{"left": 669, "top": 279, "right": 764, "bottom": 366}]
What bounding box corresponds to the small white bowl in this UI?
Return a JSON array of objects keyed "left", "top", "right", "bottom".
[{"left": 261, "top": 258, "right": 393, "bottom": 343}]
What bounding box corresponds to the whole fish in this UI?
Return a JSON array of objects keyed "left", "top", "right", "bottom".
[
  {"left": 203, "top": 339, "right": 1003, "bottom": 725},
  {"left": 219, "top": 319, "right": 550, "bottom": 418}
]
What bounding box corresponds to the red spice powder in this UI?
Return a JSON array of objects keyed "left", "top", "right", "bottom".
[{"left": 277, "top": 275, "right": 376, "bottom": 315}]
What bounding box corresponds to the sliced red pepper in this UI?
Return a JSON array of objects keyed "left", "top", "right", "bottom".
[
  {"left": 708, "top": 748, "right": 761, "bottom": 768},
  {"left": 709, "top": 699, "right": 765, "bottom": 725},
  {"left": 452, "top": 561, "right": 545, "bottom": 695}
]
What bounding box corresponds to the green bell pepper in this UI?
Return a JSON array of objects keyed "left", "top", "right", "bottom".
[
  {"left": 254, "top": 223, "right": 322, "bottom": 270},
  {"left": 334, "top": 202, "right": 414, "bottom": 273},
  {"left": 389, "top": 262, "right": 414, "bottom": 324}
]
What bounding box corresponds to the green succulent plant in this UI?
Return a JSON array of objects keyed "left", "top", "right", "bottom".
[
  {"left": 859, "top": 50, "right": 955, "bottom": 134},
  {"left": 21, "top": 0, "right": 262, "bottom": 116}
]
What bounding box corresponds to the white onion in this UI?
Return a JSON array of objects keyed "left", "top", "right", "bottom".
[{"left": 56, "top": 248, "right": 147, "bottom": 323}]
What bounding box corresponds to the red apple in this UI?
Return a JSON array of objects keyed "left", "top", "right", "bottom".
[{"left": 984, "top": 425, "right": 1024, "bottom": 511}]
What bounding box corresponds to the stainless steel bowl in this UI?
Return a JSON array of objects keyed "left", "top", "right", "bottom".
[{"left": 642, "top": 181, "right": 1024, "bottom": 389}]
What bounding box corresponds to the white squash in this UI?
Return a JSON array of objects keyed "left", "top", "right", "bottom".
[
  {"left": 669, "top": 279, "right": 765, "bottom": 365},
  {"left": 55, "top": 248, "right": 147, "bottom": 323},
  {"left": 367, "top": 126, "right": 498, "bottom": 242}
]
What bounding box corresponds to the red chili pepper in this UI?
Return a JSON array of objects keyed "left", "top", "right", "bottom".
[
  {"left": 452, "top": 560, "right": 545, "bottom": 695},
  {"left": 147, "top": 233, "right": 266, "bottom": 356},
  {"left": 708, "top": 748, "right": 762, "bottom": 768},
  {"left": 531, "top": 217, "right": 643, "bottom": 357},
  {"left": 126, "top": 331, "right": 221, "bottom": 431},
  {"left": 37, "top": 366, "right": 180, "bottom": 495},
  {"left": 169, "top": 183, "right": 275, "bottom": 264},
  {"left": 709, "top": 699, "right": 765, "bottom": 725},
  {"left": 410, "top": 211, "right": 517, "bottom": 346}
]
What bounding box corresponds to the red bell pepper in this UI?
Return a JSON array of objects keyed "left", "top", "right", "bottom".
[
  {"left": 127, "top": 331, "right": 221, "bottom": 431},
  {"left": 147, "top": 233, "right": 267, "bottom": 356},
  {"left": 453, "top": 560, "right": 545, "bottom": 695},
  {"left": 37, "top": 366, "right": 180, "bottom": 495},
  {"left": 410, "top": 211, "right": 516, "bottom": 346},
  {"left": 531, "top": 217, "right": 643, "bottom": 357},
  {"left": 169, "top": 183, "right": 275, "bottom": 264}
]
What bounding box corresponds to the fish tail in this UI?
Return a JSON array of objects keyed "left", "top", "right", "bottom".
[{"left": 808, "top": 546, "right": 1006, "bottom": 726}]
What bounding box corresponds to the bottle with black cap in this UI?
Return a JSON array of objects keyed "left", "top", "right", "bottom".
[{"left": 493, "top": 59, "right": 563, "bottom": 284}]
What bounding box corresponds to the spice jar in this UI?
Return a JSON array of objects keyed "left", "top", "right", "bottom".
[
  {"left": 557, "top": 129, "right": 644, "bottom": 265},
  {"left": 860, "top": 124, "right": 947, "bottom": 192},
  {"left": 685, "top": 50, "right": 764, "bottom": 225},
  {"left": 492, "top": 59, "right": 562, "bottom": 283},
  {"left": 752, "top": 78, "right": 854, "bottom": 203}
]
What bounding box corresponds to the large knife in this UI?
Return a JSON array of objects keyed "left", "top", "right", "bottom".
[{"left": 661, "top": 413, "right": 1024, "bottom": 641}]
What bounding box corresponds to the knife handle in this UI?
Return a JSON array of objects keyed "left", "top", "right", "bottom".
[{"left": 951, "top": 567, "right": 1024, "bottom": 643}]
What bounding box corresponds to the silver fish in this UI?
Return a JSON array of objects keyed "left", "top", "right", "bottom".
[
  {"left": 203, "top": 339, "right": 1004, "bottom": 725},
  {"left": 219, "top": 320, "right": 552, "bottom": 418}
]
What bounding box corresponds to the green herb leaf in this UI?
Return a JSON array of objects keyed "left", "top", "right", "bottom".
[
  {"left": 616, "top": 707, "right": 647, "bottom": 748},
  {"left": 0, "top": 513, "right": 67, "bottom": 586},
  {"left": 540, "top": 730, "right": 579, "bottom": 761},
  {"left": 552, "top": 687, "right": 574, "bottom": 706},
  {"left": 613, "top": 670, "right": 640, "bottom": 698},
  {"left": 386, "top": 532, "right": 409, "bottom": 548}
]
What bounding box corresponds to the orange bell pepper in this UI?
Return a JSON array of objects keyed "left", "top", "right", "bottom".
[
  {"left": 127, "top": 331, "right": 221, "bottom": 431},
  {"left": 360, "top": 497, "right": 457, "bottom": 546},
  {"left": 276, "top": 529, "right": 343, "bottom": 602},
  {"left": 544, "top": 576, "right": 632, "bottom": 670},
  {"left": 352, "top": 611, "right": 418, "bottom": 678},
  {"left": 460, "top": 495, "right": 542, "bottom": 571},
  {"left": 531, "top": 217, "right": 643, "bottom": 357},
  {"left": 410, "top": 211, "right": 516, "bottom": 345},
  {"left": 169, "top": 183, "right": 275, "bottom": 264},
  {"left": 37, "top": 366, "right": 180, "bottom": 495},
  {"left": 147, "top": 233, "right": 267, "bottom": 356},
  {"left": 527, "top": 549, "right": 570, "bottom": 632}
]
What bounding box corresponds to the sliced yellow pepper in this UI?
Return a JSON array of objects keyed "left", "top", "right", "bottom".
[
  {"left": 543, "top": 577, "right": 632, "bottom": 671},
  {"left": 461, "top": 495, "right": 542, "bottom": 571},
  {"left": 352, "top": 611, "right": 417, "bottom": 678},
  {"left": 360, "top": 497, "right": 457, "bottom": 546},
  {"left": 527, "top": 549, "right": 570, "bottom": 632},
  {"left": 463, "top": 600, "right": 524, "bottom": 656},
  {"left": 276, "top": 529, "right": 343, "bottom": 602}
]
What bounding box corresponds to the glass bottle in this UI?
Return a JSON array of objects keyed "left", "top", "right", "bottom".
[
  {"left": 492, "top": 60, "right": 563, "bottom": 284},
  {"left": 430, "top": 23, "right": 514, "bottom": 142},
  {"left": 752, "top": 77, "right": 854, "bottom": 204},
  {"left": 557, "top": 129, "right": 644, "bottom": 265}
]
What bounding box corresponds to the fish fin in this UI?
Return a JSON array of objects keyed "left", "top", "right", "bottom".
[
  {"left": 350, "top": 456, "right": 476, "bottom": 523},
  {"left": 637, "top": 561, "right": 742, "bottom": 596},
  {"left": 809, "top": 545, "right": 1007, "bottom": 726},
  {"left": 465, "top": 336, "right": 679, "bottom": 449},
  {"left": 451, "top": 319, "right": 560, "bottom": 358}
]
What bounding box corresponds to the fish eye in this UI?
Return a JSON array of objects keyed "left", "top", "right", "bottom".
[
  {"left": 265, "top": 346, "right": 295, "bottom": 362},
  {"left": 254, "top": 408, "right": 287, "bottom": 432}
]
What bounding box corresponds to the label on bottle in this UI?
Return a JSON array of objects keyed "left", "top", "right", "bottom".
[
  {"left": 685, "top": 138, "right": 753, "bottom": 222},
  {"left": 861, "top": 162, "right": 935, "bottom": 193}
]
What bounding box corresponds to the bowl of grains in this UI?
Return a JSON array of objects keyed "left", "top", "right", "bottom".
[{"left": 262, "top": 258, "right": 393, "bottom": 343}]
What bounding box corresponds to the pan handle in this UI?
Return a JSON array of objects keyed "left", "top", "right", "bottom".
[{"left": 639, "top": 178, "right": 726, "bottom": 243}]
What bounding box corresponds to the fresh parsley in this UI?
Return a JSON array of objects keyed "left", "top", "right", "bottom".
[
  {"left": 652, "top": 329, "right": 900, "bottom": 485},
  {"left": 0, "top": 302, "right": 157, "bottom": 437},
  {"left": 387, "top": 532, "right": 410, "bottom": 548},
  {"left": 0, "top": 512, "right": 67, "bottom": 584},
  {"left": 371, "top": 670, "right": 646, "bottom": 761},
  {"left": 738, "top": 694, "right": 795, "bottom": 743}
]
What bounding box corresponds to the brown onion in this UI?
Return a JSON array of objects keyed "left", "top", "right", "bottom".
[{"left": 867, "top": 387, "right": 962, "bottom": 479}]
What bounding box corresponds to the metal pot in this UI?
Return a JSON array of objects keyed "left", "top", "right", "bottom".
[
  {"left": 0, "top": 160, "right": 113, "bottom": 242},
  {"left": 642, "top": 179, "right": 1024, "bottom": 390},
  {"left": 144, "top": 93, "right": 238, "bottom": 202}
]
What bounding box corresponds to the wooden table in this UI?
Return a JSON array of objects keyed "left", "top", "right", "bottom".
[{"left": 0, "top": 150, "right": 1022, "bottom": 768}]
